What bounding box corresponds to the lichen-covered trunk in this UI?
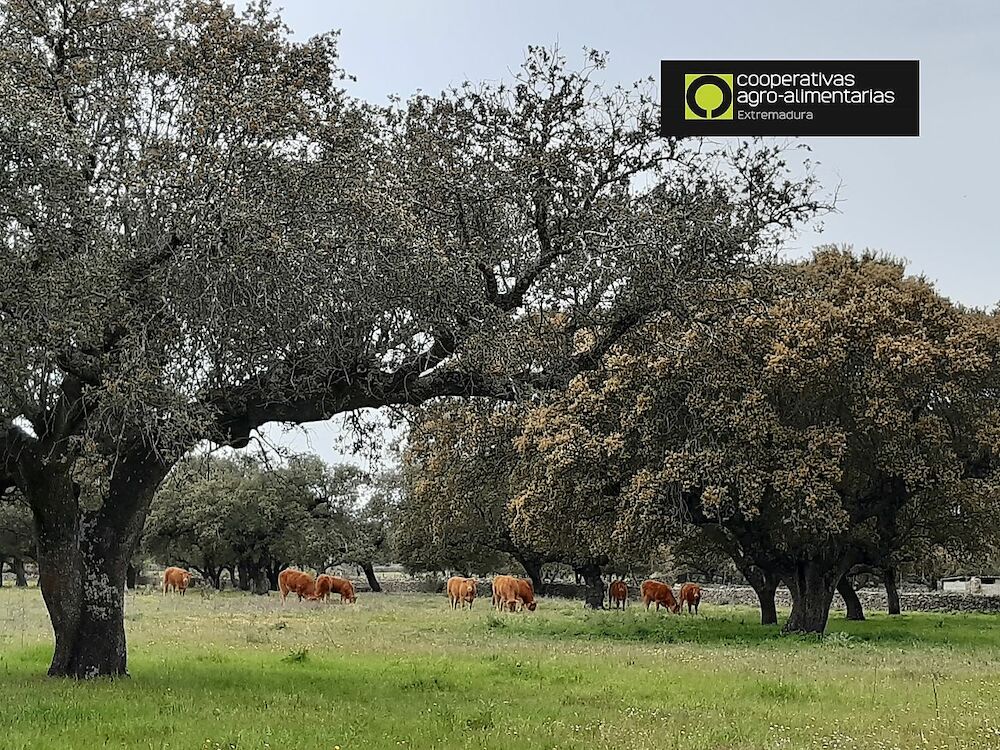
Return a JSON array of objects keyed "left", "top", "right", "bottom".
[
  {"left": 783, "top": 559, "right": 847, "bottom": 634},
  {"left": 837, "top": 575, "right": 865, "bottom": 621},
  {"left": 28, "top": 452, "right": 169, "bottom": 678},
  {"left": 361, "top": 562, "right": 382, "bottom": 593},
  {"left": 883, "top": 566, "right": 901, "bottom": 615}
]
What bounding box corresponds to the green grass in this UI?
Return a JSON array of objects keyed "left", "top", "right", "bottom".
[{"left": 2, "top": 588, "right": 1000, "bottom": 749}]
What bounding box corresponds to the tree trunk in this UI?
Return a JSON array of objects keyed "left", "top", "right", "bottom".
[
  {"left": 837, "top": 575, "right": 865, "bottom": 621},
  {"left": 0, "top": 558, "right": 5, "bottom": 586},
  {"left": 267, "top": 562, "right": 281, "bottom": 591},
  {"left": 731, "top": 556, "right": 780, "bottom": 626},
  {"left": 361, "top": 562, "right": 382, "bottom": 593},
  {"left": 783, "top": 560, "right": 844, "bottom": 634},
  {"left": 13, "top": 556, "right": 28, "bottom": 587},
  {"left": 745, "top": 570, "right": 779, "bottom": 625},
  {"left": 125, "top": 563, "right": 138, "bottom": 590},
  {"left": 883, "top": 566, "right": 901, "bottom": 615},
  {"left": 27, "top": 451, "right": 169, "bottom": 678},
  {"left": 237, "top": 562, "right": 253, "bottom": 591},
  {"left": 252, "top": 562, "right": 272, "bottom": 595},
  {"left": 574, "top": 563, "right": 605, "bottom": 609}
]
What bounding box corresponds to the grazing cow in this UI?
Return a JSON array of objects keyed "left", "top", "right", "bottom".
[
  {"left": 640, "top": 579, "right": 680, "bottom": 613},
  {"left": 492, "top": 575, "right": 537, "bottom": 612},
  {"left": 329, "top": 576, "right": 357, "bottom": 604},
  {"left": 447, "top": 576, "right": 477, "bottom": 609},
  {"left": 278, "top": 568, "right": 317, "bottom": 604},
  {"left": 679, "top": 582, "right": 702, "bottom": 614},
  {"left": 162, "top": 566, "right": 193, "bottom": 595},
  {"left": 608, "top": 579, "right": 629, "bottom": 610}
]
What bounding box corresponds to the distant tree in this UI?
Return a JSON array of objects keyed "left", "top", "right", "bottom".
[
  {"left": 341, "top": 469, "right": 400, "bottom": 592},
  {"left": 0, "top": 490, "right": 34, "bottom": 587},
  {"left": 144, "top": 453, "right": 364, "bottom": 593}
]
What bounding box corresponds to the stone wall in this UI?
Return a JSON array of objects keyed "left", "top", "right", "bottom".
[{"left": 371, "top": 578, "right": 1000, "bottom": 614}]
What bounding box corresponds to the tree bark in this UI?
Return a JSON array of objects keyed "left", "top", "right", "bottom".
[
  {"left": 361, "top": 562, "right": 382, "bottom": 592},
  {"left": 13, "top": 556, "right": 28, "bottom": 587},
  {"left": 783, "top": 560, "right": 845, "bottom": 634},
  {"left": 28, "top": 450, "right": 169, "bottom": 678},
  {"left": 883, "top": 566, "right": 901, "bottom": 615},
  {"left": 837, "top": 575, "right": 865, "bottom": 621},
  {"left": 574, "top": 563, "right": 605, "bottom": 609}
]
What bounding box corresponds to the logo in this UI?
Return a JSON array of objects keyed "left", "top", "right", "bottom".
[{"left": 684, "top": 73, "right": 734, "bottom": 120}]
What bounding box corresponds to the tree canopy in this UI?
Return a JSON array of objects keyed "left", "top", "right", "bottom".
[{"left": 513, "top": 249, "right": 1000, "bottom": 631}]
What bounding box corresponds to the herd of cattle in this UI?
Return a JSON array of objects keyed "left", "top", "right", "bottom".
[{"left": 161, "top": 565, "right": 703, "bottom": 614}]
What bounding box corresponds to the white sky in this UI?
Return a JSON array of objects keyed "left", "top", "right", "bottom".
[{"left": 245, "top": 0, "right": 999, "bottom": 469}]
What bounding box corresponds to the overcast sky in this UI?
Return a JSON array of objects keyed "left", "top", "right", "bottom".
[{"left": 250, "top": 0, "right": 999, "bottom": 469}]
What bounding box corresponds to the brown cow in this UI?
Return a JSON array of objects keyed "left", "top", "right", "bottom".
[
  {"left": 311, "top": 574, "right": 357, "bottom": 604},
  {"left": 608, "top": 579, "right": 629, "bottom": 610},
  {"left": 278, "top": 568, "right": 317, "bottom": 604},
  {"left": 162, "top": 566, "right": 193, "bottom": 595},
  {"left": 640, "top": 579, "right": 680, "bottom": 613},
  {"left": 492, "top": 575, "right": 537, "bottom": 612},
  {"left": 447, "top": 576, "right": 477, "bottom": 609},
  {"left": 679, "top": 582, "right": 702, "bottom": 614}
]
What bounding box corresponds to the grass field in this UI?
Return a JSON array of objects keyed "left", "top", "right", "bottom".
[{"left": 2, "top": 587, "right": 1000, "bottom": 749}]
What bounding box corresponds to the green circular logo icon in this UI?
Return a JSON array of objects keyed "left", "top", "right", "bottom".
[{"left": 684, "top": 74, "right": 734, "bottom": 120}]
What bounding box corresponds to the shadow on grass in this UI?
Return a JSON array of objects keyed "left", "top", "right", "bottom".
[{"left": 491, "top": 603, "right": 1000, "bottom": 650}]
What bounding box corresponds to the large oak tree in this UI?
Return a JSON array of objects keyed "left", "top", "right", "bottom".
[{"left": 0, "top": 0, "right": 823, "bottom": 676}]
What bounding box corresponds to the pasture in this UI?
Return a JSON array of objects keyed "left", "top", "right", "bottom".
[{"left": 2, "top": 588, "right": 1000, "bottom": 749}]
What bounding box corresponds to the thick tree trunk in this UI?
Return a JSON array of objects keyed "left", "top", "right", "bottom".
[
  {"left": 574, "top": 563, "right": 605, "bottom": 609},
  {"left": 883, "top": 566, "right": 901, "bottom": 615},
  {"left": 13, "top": 557, "right": 28, "bottom": 587},
  {"left": 783, "top": 560, "right": 844, "bottom": 634},
  {"left": 361, "top": 562, "right": 382, "bottom": 593},
  {"left": 28, "top": 452, "right": 169, "bottom": 678},
  {"left": 125, "top": 563, "right": 138, "bottom": 590},
  {"left": 837, "top": 575, "right": 865, "bottom": 621}
]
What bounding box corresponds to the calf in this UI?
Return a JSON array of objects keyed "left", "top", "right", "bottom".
[
  {"left": 608, "top": 579, "right": 629, "bottom": 609},
  {"left": 162, "top": 566, "right": 193, "bottom": 595},
  {"left": 679, "top": 582, "right": 702, "bottom": 614},
  {"left": 447, "top": 576, "right": 477, "bottom": 609},
  {"left": 640, "top": 579, "right": 680, "bottom": 613},
  {"left": 278, "top": 568, "right": 317, "bottom": 604}
]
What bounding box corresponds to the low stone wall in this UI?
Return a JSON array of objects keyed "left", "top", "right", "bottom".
[
  {"left": 673, "top": 584, "right": 1000, "bottom": 614},
  {"left": 372, "top": 578, "right": 1000, "bottom": 614}
]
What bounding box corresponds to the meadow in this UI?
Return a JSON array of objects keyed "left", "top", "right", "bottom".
[{"left": 2, "top": 587, "right": 1000, "bottom": 749}]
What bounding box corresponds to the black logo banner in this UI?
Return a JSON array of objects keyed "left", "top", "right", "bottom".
[{"left": 661, "top": 60, "right": 919, "bottom": 137}]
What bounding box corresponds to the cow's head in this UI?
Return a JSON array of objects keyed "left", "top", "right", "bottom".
[
  {"left": 671, "top": 601, "right": 681, "bottom": 614},
  {"left": 525, "top": 600, "right": 537, "bottom": 612}
]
